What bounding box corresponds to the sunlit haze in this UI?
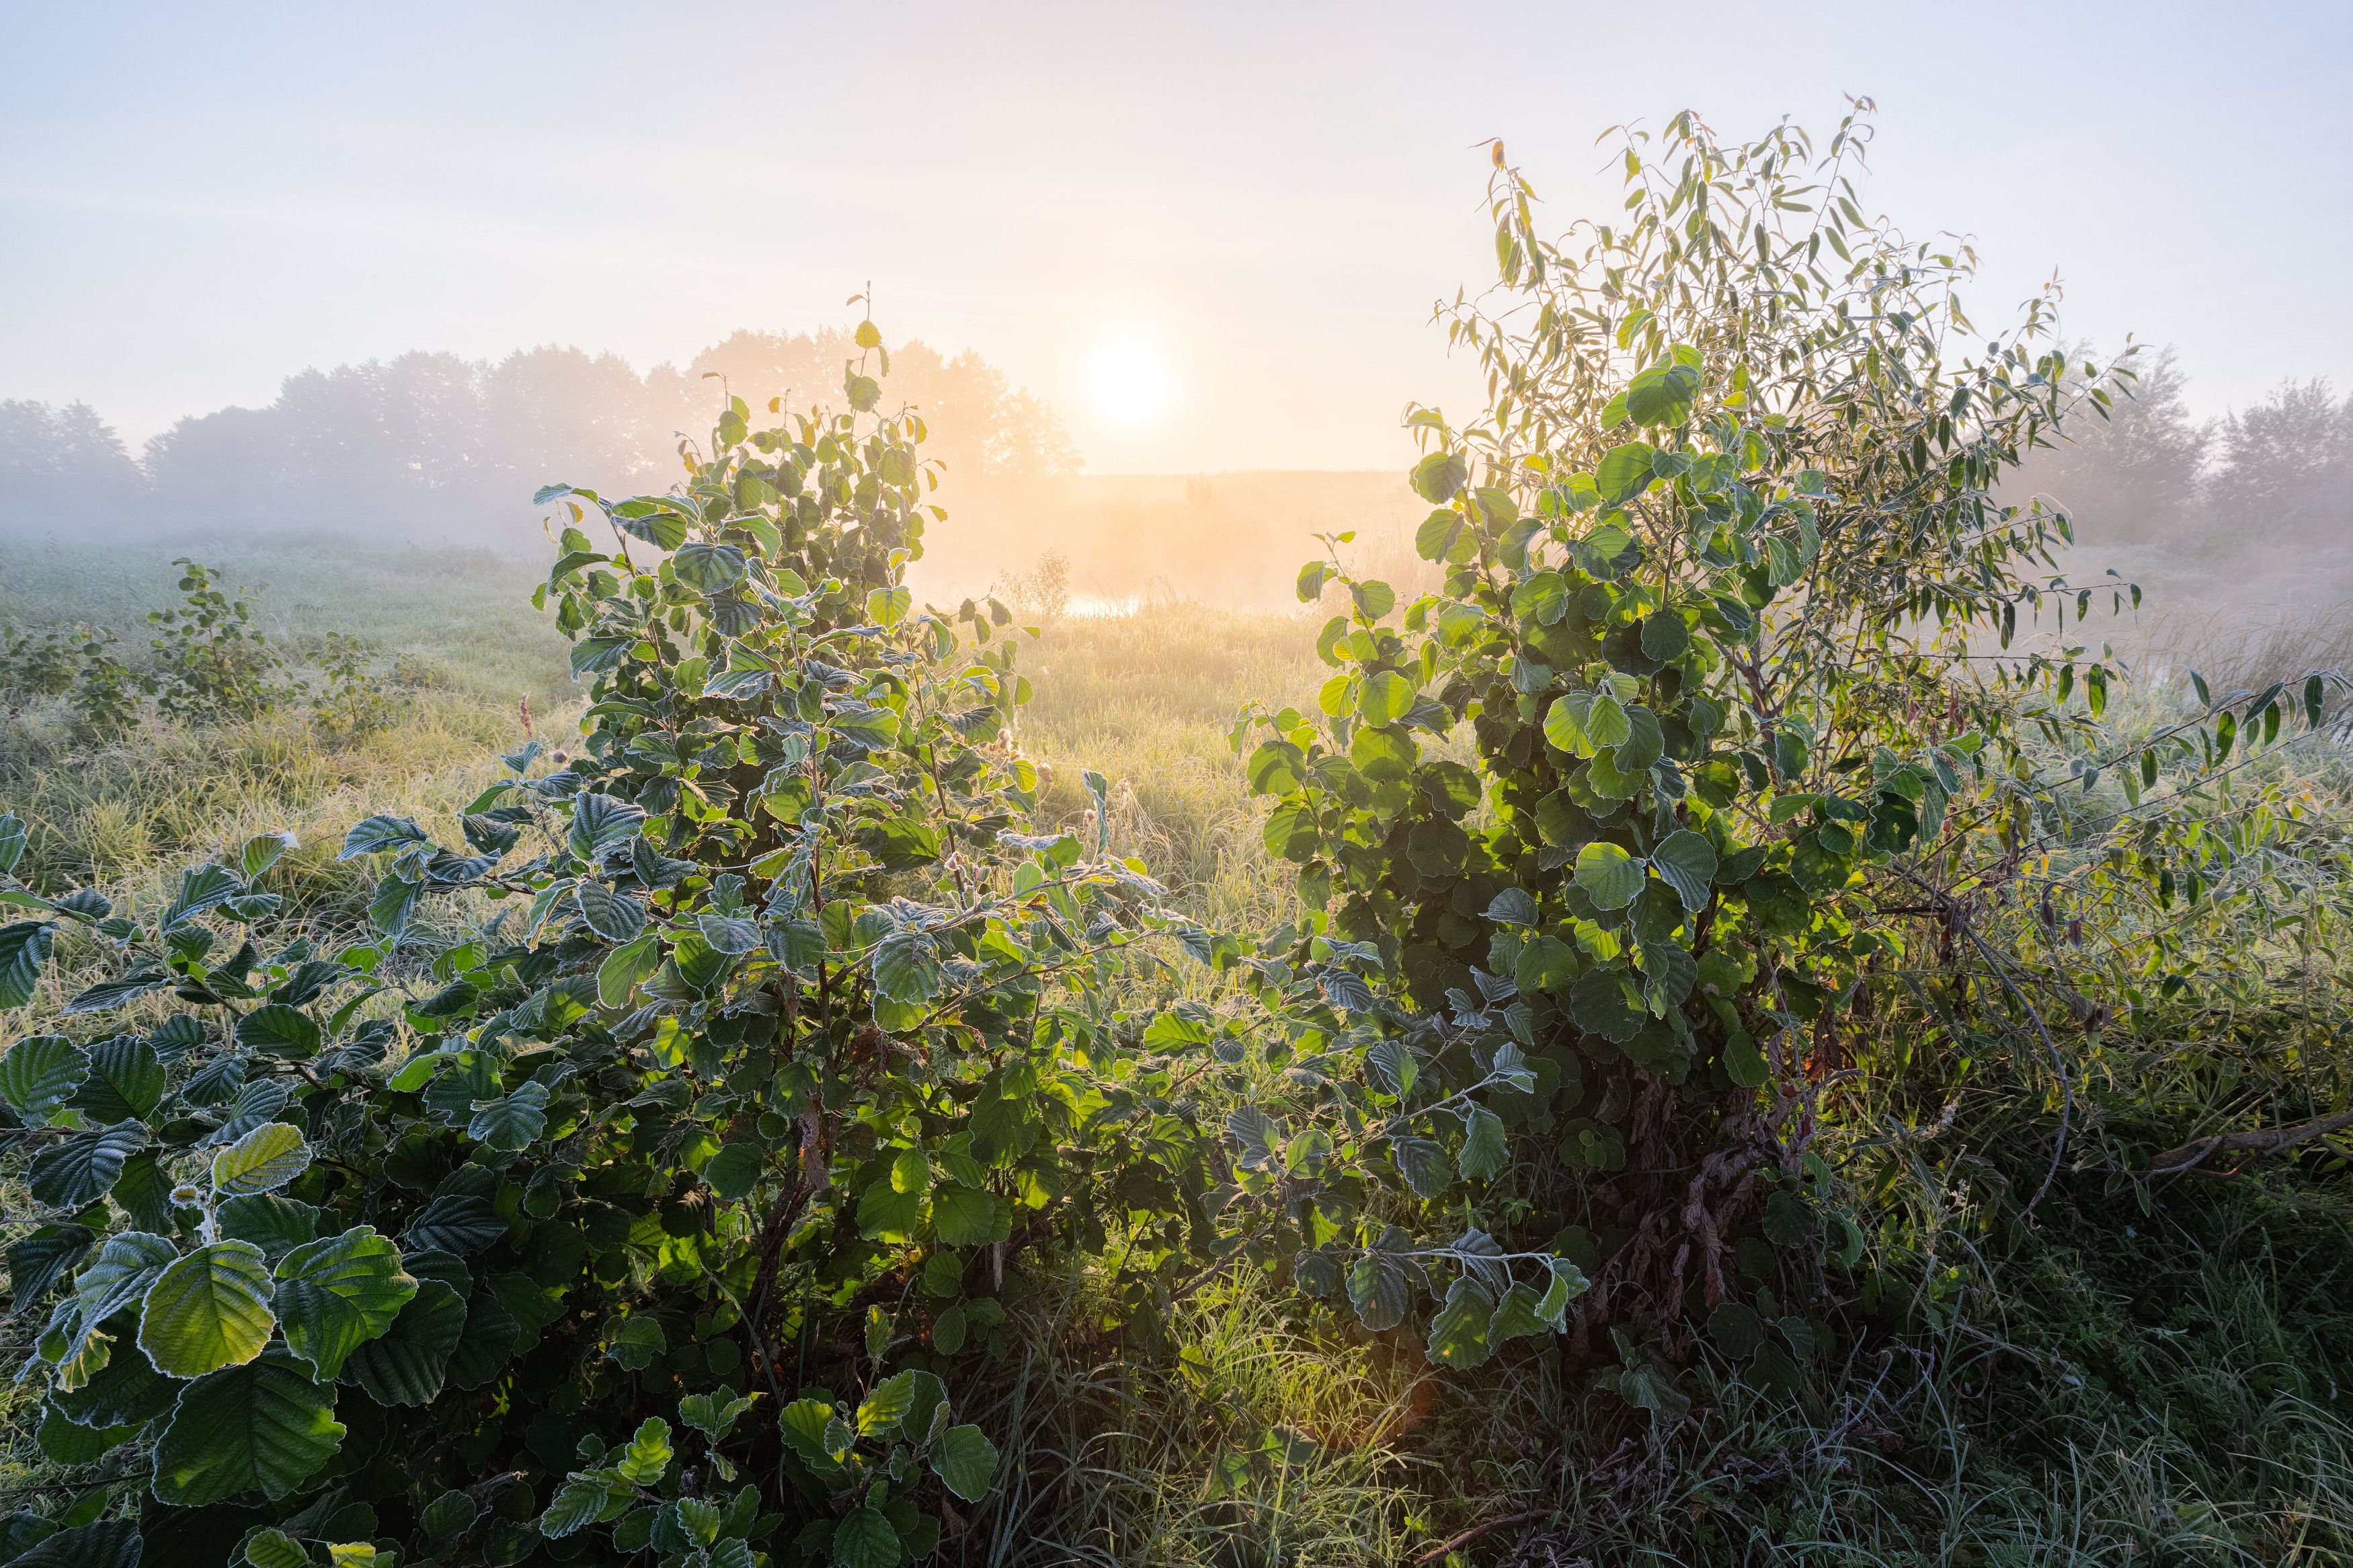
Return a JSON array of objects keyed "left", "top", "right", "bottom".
[
  {"left": 1086, "top": 341, "right": 1174, "bottom": 427},
  {"left": 3, "top": 2, "right": 2350, "bottom": 473}
]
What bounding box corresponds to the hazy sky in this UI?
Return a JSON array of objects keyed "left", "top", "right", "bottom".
[{"left": 3, "top": 2, "right": 2347, "bottom": 474}]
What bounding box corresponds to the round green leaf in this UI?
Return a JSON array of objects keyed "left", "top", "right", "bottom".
[
  {"left": 138, "top": 1240, "right": 276, "bottom": 1378},
  {"left": 9, "top": 1224, "right": 95, "bottom": 1306},
  {"left": 211, "top": 1122, "right": 311, "bottom": 1198},
  {"left": 930, "top": 1186, "right": 999, "bottom": 1247},
  {"left": 71, "top": 1036, "right": 164, "bottom": 1121},
  {"left": 1409, "top": 451, "right": 1468, "bottom": 504},
  {"left": 928, "top": 1423, "right": 999, "bottom": 1502},
  {"left": 346, "top": 1278, "right": 466, "bottom": 1406},
  {"left": 830, "top": 1508, "right": 901, "bottom": 1568},
  {"left": 1357, "top": 671, "right": 1413, "bottom": 727},
  {"left": 567, "top": 793, "right": 647, "bottom": 864},
  {"left": 1573, "top": 843, "right": 1644, "bottom": 911},
  {"left": 703, "top": 1140, "right": 764, "bottom": 1202},
  {"left": 1, "top": 1036, "right": 88, "bottom": 1118},
  {"left": 1425, "top": 1277, "right": 1494, "bottom": 1368},
  {"left": 243, "top": 1528, "right": 308, "bottom": 1568},
  {"left": 467, "top": 1083, "right": 550, "bottom": 1153},
  {"left": 30, "top": 1122, "right": 147, "bottom": 1210},
  {"left": 0, "top": 920, "right": 57, "bottom": 1010},
  {"left": 1650, "top": 830, "right": 1720, "bottom": 913},
  {"left": 1458, "top": 1105, "right": 1509, "bottom": 1182},
  {"left": 272, "top": 1227, "right": 417, "bottom": 1382},
  {"left": 235, "top": 1004, "right": 321, "bottom": 1060},
  {"left": 672, "top": 542, "right": 748, "bottom": 595},
  {"left": 1595, "top": 442, "right": 1658, "bottom": 503},
  {"left": 871, "top": 932, "right": 941, "bottom": 1005},
  {"left": 9, "top": 1520, "right": 141, "bottom": 1568},
  {"left": 1623, "top": 360, "right": 1701, "bottom": 426},
  {"left": 151, "top": 1350, "right": 345, "bottom": 1505},
  {"left": 74, "top": 1230, "right": 179, "bottom": 1327},
  {"left": 573, "top": 881, "right": 647, "bottom": 944},
  {"left": 1347, "top": 1249, "right": 1409, "bottom": 1333},
  {"left": 596, "top": 933, "right": 662, "bottom": 1007}
]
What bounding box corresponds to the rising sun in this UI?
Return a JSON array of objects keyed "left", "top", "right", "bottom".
[{"left": 1086, "top": 339, "right": 1170, "bottom": 425}]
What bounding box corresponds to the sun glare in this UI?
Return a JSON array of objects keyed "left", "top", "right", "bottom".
[{"left": 1086, "top": 339, "right": 1170, "bottom": 425}]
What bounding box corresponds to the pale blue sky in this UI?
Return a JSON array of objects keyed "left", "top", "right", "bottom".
[{"left": 2, "top": 1, "right": 2345, "bottom": 472}]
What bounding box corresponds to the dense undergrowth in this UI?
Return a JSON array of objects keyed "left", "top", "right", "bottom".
[
  {"left": 3, "top": 575, "right": 2350, "bottom": 1566},
  {"left": 0, "top": 111, "right": 2350, "bottom": 1568}
]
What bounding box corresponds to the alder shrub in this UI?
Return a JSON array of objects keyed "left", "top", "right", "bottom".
[
  {"left": 1218, "top": 108, "right": 2336, "bottom": 1388},
  {"left": 0, "top": 328, "right": 1263, "bottom": 1567}
]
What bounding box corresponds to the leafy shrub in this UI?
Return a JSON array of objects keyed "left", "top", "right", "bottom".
[
  {"left": 0, "top": 326, "right": 1242, "bottom": 1565},
  {"left": 311, "top": 634, "right": 406, "bottom": 743},
  {"left": 1215, "top": 110, "right": 2344, "bottom": 1383},
  {"left": 1, "top": 623, "right": 145, "bottom": 735},
  {"left": 147, "top": 559, "right": 294, "bottom": 725}
]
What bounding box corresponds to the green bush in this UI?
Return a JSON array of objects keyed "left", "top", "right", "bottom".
[
  {"left": 0, "top": 328, "right": 1246, "bottom": 1565},
  {"left": 1216, "top": 108, "right": 2344, "bottom": 1386}
]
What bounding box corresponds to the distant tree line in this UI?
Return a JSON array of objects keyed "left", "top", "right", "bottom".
[
  {"left": 0, "top": 327, "right": 1074, "bottom": 542},
  {"left": 2022, "top": 352, "right": 2353, "bottom": 557}
]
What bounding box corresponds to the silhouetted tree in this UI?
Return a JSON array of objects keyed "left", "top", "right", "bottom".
[
  {"left": 2206, "top": 377, "right": 2350, "bottom": 543},
  {"left": 0, "top": 399, "right": 149, "bottom": 526},
  {"left": 22, "top": 330, "right": 1067, "bottom": 544}
]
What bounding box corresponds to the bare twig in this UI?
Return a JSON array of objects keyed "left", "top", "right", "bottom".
[
  {"left": 2147, "top": 1106, "right": 2353, "bottom": 1175},
  {"left": 1414, "top": 1510, "right": 1542, "bottom": 1566}
]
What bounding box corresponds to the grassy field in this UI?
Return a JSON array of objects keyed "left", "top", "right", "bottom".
[{"left": 3, "top": 529, "right": 2352, "bottom": 1564}]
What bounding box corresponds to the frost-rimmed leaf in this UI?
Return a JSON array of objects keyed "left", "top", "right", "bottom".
[
  {"left": 273, "top": 1227, "right": 417, "bottom": 1380},
  {"left": 0, "top": 921, "right": 56, "bottom": 1009},
  {"left": 73, "top": 1230, "right": 178, "bottom": 1327},
  {"left": 30, "top": 1121, "right": 147, "bottom": 1209},
  {"left": 218, "top": 1194, "right": 319, "bottom": 1260},
  {"left": 138, "top": 1240, "right": 276, "bottom": 1378},
  {"left": 539, "top": 1472, "right": 630, "bottom": 1538},
  {"left": 7, "top": 1520, "right": 141, "bottom": 1568},
  {"left": 346, "top": 1278, "right": 465, "bottom": 1406},
  {"left": 1, "top": 1036, "right": 88, "bottom": 1117},
  {"left": 71, "top": 1036, "right": 165, "bottom": 1120},
  {"left": 568, "top": 794, "right": 645, "bottom": 863},
  {"left": 1347, "top": 1246, "right": 1410, "bottom": 1333},
  {"left": 340, "top": 816, "right": 430, "bottom": 860},
  {"left": 1573, "top": 842, "right": 1644, "bottom": 911},
  {"left": 211, "top": 1122, "right": 311, "bottom": 1197},
  {"left": 928, "top": 1423, "right": 999, "bottom": 1502},
  {"left": 1389, "top": 1134, "right": 1449, "bottom": 1200},
  {"left": 65, "top": 968, "right": 169, "bottom": 1014},
  {"left": 160, "top": 864, "right": 243, "bottom": 932},
  {"left": 236, "top": 1005, "right": 321, "bottom": 1060},
  {"left": 150, "top": 1350, "right": 344, "bottom": 1505},
  {"left": 9, "top": 1224, "right": 95, "bottom": 1305},
  {"left": 403, "top": 1194, "right": 504, "bottom": 1255},
  {"left": 468, "top": 1082, "right": 550, "bottom": 1152},
  {"left": 871, "top": 932, "right": 941, "bottom": 1004},
  {"left": 1458, "top": 1105, "right": 1509, "bottom": 1182},
  {"left": 239, "top": 832, "right": 298, "bottom": 880},
  {"left": 696, "top": 911, "right": 761, "bottom": 955},
  {"left": 573, "top": 881, "right": 646, "bottom": 943},
  {"left": 672, "top": 542, "right": 747, "bottom": 595}
]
